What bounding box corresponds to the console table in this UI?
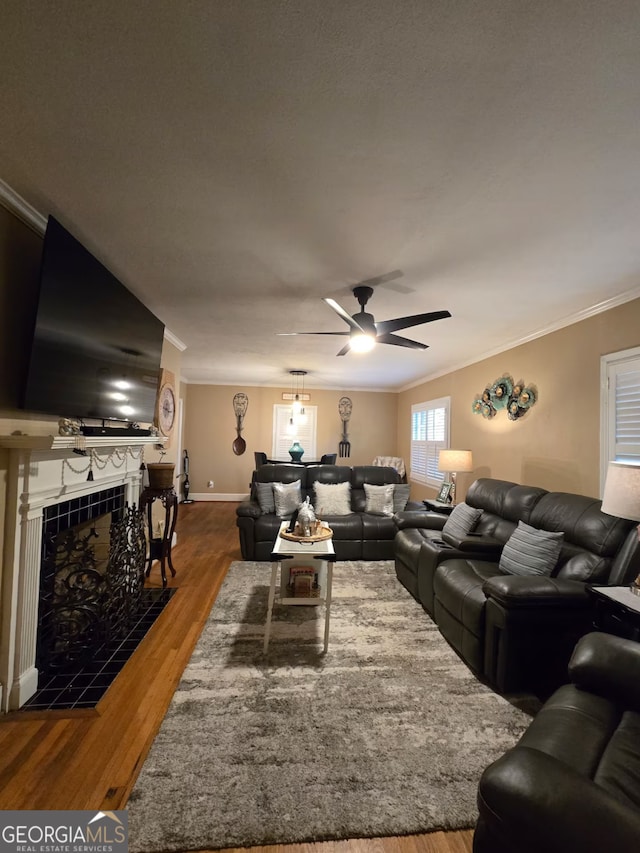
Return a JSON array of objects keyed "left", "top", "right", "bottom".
[{"left": 140, "top": 486, "right": 178, "bottom": 588}]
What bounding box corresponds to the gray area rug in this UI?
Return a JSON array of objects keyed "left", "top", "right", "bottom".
[{"left": 128, "top": 560, "right": 533, "bottom": 852}]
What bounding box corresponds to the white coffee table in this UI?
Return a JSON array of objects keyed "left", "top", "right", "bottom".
[{"left": 263, "top": 521, "right": 336, "bottom": 653}]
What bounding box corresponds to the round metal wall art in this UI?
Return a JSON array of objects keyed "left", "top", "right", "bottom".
[{"left": 472, "top": 375, "right": 537, "bottom": 421}]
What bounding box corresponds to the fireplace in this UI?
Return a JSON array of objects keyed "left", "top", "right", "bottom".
[
  {"left": 37, "top": 485, "right": 147, "bottom": 674},
  {"left": 0, "top": 434, "right": 162, "bottom": 711}
]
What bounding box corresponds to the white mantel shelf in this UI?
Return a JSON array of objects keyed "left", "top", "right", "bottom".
[{"left": 0, "top": 434, "right": 164, "bottom": 450}]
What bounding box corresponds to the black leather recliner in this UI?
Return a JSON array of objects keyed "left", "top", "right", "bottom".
[
  {"left": 475, "top": 631, "right": 640, "bottom": 853},
  {"left": 395, "top": 478, "right": 640, "bottom": 696}
]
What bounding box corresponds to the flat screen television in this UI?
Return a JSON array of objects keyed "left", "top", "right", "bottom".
[{"left": 22, "top": 216, "right": 165, "bottom": 426}]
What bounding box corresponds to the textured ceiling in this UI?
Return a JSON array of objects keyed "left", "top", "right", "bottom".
[{"left": 1, "top": 0, "right": 640, "bottom": 391}]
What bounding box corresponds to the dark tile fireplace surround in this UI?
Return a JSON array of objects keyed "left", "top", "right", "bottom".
[
  {"left": 23, "top": 485, "right": 173, "bottom": 711},
  {"left": 0, "top": 434, "right": 171, "bottom": 713}
]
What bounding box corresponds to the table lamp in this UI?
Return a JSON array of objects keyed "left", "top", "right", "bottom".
[
  {"left": 437, "top": 449, "right": 474, "bottom": 505},
  {"left": 600, "top": 461, "right": 640, "bottom": 594}
]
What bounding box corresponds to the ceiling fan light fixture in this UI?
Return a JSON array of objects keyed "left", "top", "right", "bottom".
[
  {"left": 350, "top": 332, "right": 376, "bottom": 353},
  {"left": 280, "top": 277, "right": 450, "bottom": 357}
]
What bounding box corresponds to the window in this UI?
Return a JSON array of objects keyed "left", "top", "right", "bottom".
[
  {"left": 601, "top": 347, "right": 640, "bottom": 493},
  {"left": 272, "top": 405, "right": 317, "bottom": 460},
  {"left": 410, "top": 396, "right": 450, "bottom": 486}
]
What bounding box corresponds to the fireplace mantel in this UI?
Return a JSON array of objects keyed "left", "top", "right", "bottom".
[
  {"left": 0, "top": 434, "right": 163, "bottom": 450},
  {"left": 0, "top": 433, "right": 163, "bottom": 712}
]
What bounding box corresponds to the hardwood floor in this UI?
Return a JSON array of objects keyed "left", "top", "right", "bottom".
[{"left": 0, "top": 502, "right": 473, "bottom": 853}]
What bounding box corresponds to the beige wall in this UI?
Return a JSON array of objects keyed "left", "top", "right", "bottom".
[
  {"left": 183, "top": 385, "right": 397, "bottom": 496},
  {"left": 398, "top": 298, "right": 640, "bottom": 503}
]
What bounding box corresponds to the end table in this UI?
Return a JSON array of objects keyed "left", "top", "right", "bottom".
[
  {"left": 588, "top": 585, "right": 640, "bottom": 641},
  {"left": 140, "top": 486, "right": 178, "bottom": 588},
  {"left": 423, "top": 499, "right": 454, "bottom": 515}
]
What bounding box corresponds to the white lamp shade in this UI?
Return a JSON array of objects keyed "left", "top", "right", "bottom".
[
  {"left": 601, "top": 461, "right": 640, "bottom": 522},
  {"left": 438, "top": 449, "right": 474, "bottom": 473}
]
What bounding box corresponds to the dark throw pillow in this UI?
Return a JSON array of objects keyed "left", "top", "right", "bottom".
[
  {"left": 393, "top": 483, "right": 411, "bottom": 512},
  {"left": 255, "top": 481, "right": 276, "bottom": 514},
  {"left": 499, "top": 520, "right": 564, "bottom": 577},
  {"left": 442, "top": 503, "right": 482, "bottom": 544}
]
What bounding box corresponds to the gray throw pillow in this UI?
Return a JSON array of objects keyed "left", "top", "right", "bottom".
[
  {"left": 393, "top": 483, "right": 411, "bottom": 512},
  {"left": 314, "top": 481, "right": 351, "bottom": 515},
  {"left": 255, "top": 481, "right": 275, "bottom": 514},
  {"left": 364, "top": 483, "right": 395, "bottom": 516},
  {"left": 442, "top": 502, "right": 482, "bottom": 543},
  {"left": 499, "top": 520, "right": 564, "bottom": 577},
  {"left": 272, "top": 480, "right": 302, "bottom": 519}
]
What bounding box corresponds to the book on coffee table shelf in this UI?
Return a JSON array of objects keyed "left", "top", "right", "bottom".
[{"left": 287, "top": 565, "right": 321, "bottom": 598}]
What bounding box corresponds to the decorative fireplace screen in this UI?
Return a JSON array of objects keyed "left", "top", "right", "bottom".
[{"left": 36, "top": 486, "right": 147, "bottom": 672}]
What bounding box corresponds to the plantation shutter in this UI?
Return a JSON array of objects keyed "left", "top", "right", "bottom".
[
  {"left": 410, "top": 397, "right": 450, "bottom": 486},
  {"left": 272, "top": 405, "right": 317, "bottom": 460},
  {"left": 611, "top": 362, "right": 640, "bottom": 463}
]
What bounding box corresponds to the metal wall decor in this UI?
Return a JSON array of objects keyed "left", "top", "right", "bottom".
[
  {"left": 338, "top": 396, "right": 352, "bottom": 457},
  {"left": 472, "top": 374, "right": 537, "bottom": 421},
  {"left": 232, "top": 392, "right": 248, "bottom": 455},
  {"left": 181, "top": 448, "right": 194, "bottom": 503}
]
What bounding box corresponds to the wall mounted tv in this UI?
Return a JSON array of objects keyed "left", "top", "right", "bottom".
[{"left": 22, "top": 216, "right": 165, "bottom": 426}]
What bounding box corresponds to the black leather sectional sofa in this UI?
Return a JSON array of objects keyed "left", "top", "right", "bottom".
[
  {"left": 236, "top": 463, "right": 423, "bottom": 561},
  {"left": 394, "top": 477, "right": 640, "bottom": 696}
]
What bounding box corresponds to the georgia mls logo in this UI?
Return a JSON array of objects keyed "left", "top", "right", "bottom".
[{"left": 0, "top": 810, "right": 128, "bottom": 853}]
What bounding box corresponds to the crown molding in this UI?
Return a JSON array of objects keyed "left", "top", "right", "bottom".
[
  {"left": 163, "top": 328, "right": 187, "bottom": 352},
  {"left": 0, "top": 179, "right": 47, "bottom": 235},
  {"left": 180, "top": 377, "right": 391, "bottom": 392},
  {"left": 398, "top": 286, "right": 640, "bottom": 393}
]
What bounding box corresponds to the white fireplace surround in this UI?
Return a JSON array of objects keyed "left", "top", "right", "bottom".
[{"left": 0, "top": 434, "right": 162, "bottom": 712}]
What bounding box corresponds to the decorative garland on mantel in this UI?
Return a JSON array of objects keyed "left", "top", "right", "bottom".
[{"left": 61, "top": 445, "right": 145, "bottom": 484}]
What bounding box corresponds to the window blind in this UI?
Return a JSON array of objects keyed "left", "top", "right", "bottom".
[
  {"left": 614, "top": 365, "right": 640, "bottom": 463},
  {"left": 410, "top": 397, "right": 450, "bottom": 485}
]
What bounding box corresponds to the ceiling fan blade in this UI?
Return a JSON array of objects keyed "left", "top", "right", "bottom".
[
  {"left": 375, "top": 310, "right": 452, "bottom": 335},
  {"left": 323, "top": 297, "right": 367, "bottom": 333},
  {"left": 277, "top": 331, "right": 349, "bottom": 336},
  {"left": 355, "top": 269, "right": 404, "bottom": 290},
  {"left": 376, "top": 333, "right": 429, "bottom": 350},
  {"left": 336, "top": 342, "right": 351, "bottom": 356}
]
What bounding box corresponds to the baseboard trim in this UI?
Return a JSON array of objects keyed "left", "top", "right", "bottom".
[{"left": 190, "top": 493, "right": 246, "bottom": 502}]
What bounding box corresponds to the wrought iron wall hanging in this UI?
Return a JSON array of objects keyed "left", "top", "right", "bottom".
[{"left": 472, "top": 374, "right": 537, "bottom": 421}]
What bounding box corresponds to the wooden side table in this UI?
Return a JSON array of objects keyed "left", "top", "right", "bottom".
[
  {"left": 589, "top": 585, "right": 640, "bottom": 641},
  {"left": 140, "top": 486, "right": 178, "bottom": 588}
]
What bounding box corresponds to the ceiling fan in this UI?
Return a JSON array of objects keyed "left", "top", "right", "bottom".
[{"left": 279, "top": 283, "right": 452, "bottom": 357}]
